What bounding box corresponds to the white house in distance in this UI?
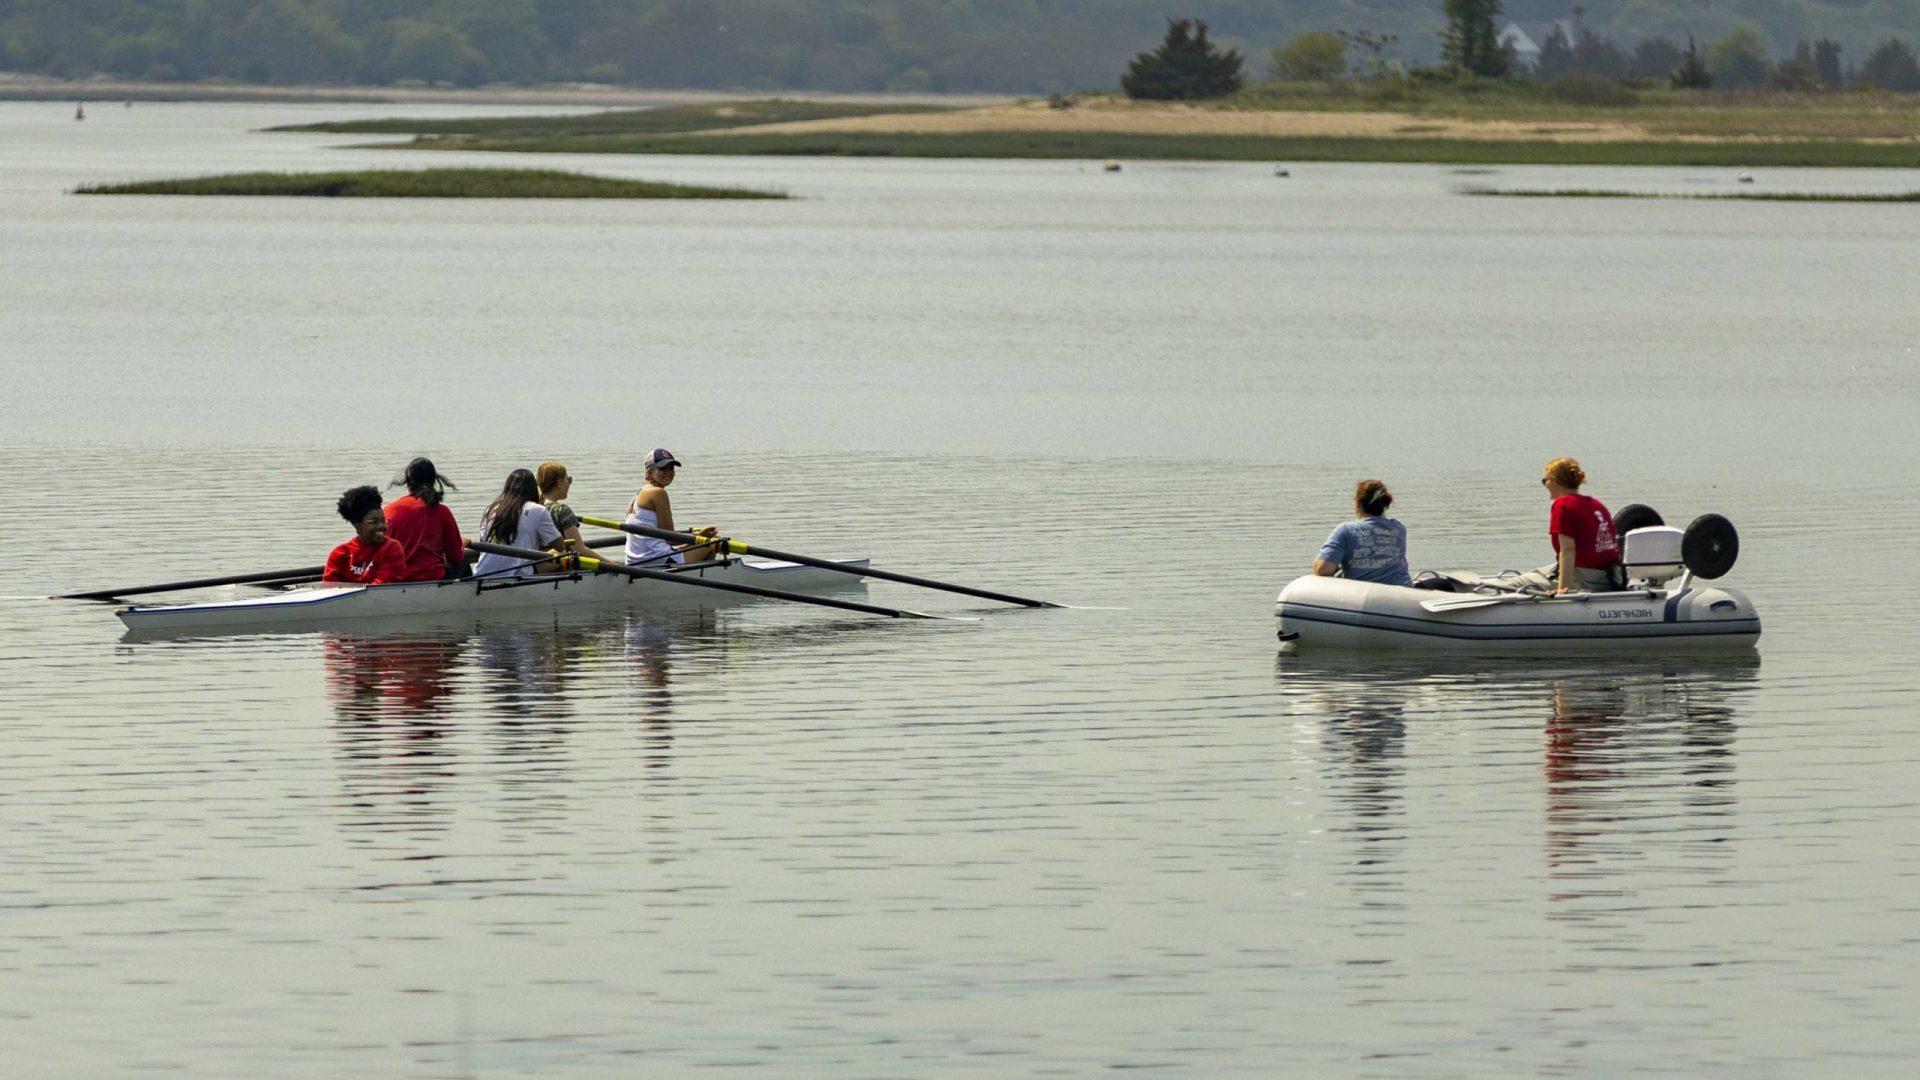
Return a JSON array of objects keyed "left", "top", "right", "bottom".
[{"left": 1498, "top": 17, "right": 1580, "bottom": 71}]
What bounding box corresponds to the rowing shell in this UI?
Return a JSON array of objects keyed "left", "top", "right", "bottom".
[{"left": 118, "top": 556, "right": 869, "bottom": 635}]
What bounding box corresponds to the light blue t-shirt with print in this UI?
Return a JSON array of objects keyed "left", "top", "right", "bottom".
[{"left": 1317, "top": 516, "right": 1412, "bottom": 587}]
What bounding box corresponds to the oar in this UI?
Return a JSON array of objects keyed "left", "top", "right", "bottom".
[
  {"left": 246, "top": 573, "right": 324, "bottom": 590},
  {"left": 1420, "top": 591, "right": 1601, "bottom": 613},
  {"left": 57, "top": 565, "right": 325, "bottom": 602},
  {"left": 579, "top": 515, "right": 1060, "bottom": 609},
  {"left": 60, "top": 536, "right": 631, "bottom": 602},
  {"left": 464, "top": 540, "right": 958, "bottom": 621}
]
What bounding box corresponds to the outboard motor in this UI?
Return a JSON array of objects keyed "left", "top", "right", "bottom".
[{"left": 1623, "top": 526, "right": 1686, "bottom": 584}]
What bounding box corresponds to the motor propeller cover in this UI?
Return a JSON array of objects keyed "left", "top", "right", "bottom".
[{"left": 1682, "top": 514, "right": 1740, "bottom": 579}]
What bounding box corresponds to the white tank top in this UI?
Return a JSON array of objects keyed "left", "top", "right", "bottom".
[{"left": 623, "top": 499, "right": 681, "bottom": 566}]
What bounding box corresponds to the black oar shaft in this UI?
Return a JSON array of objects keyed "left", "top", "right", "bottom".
[
  {"left": 582, "top": 517, "right": 1056, "bottom": 608},
  {"left": 58, "top": 565, "right": 325, "bottom": 601},
  {"left": 60, "top": 537, "right": 625, "bottom": 602},
  {"left": 463, "top": 540, "right": 936, "bottom": 620}
]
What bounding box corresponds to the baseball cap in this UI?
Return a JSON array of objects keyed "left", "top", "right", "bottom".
[{"left": 643, "top": 448, "right": 682, "bottom": 469}]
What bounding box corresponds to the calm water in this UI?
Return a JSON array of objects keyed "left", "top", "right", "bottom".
[{"left": 2, "top": 101, "right": 1918, "bottom": 1076}]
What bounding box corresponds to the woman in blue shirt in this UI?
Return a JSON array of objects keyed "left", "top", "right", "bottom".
[{"left": 1313, "top": 479, "right": 1413, "bottom": 587}]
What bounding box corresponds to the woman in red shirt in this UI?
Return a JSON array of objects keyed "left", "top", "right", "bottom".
[
  {"left": 1532, "top": 456, "right": 1621, "bottom": 595},
  {"left": 383, "top": 457, "right": 467, "bottom": 581},
  {"left": 325, "top": 485, "right": 408, "bottom": 585}
]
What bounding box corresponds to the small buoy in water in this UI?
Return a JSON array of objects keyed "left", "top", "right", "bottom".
[
  {"left": 1274, "top": 166, "right": 1290, "bottom": 177},
  {"left": 74, "top": 103, "right": 85, "bottom": 121},
  {"left": 1103, "top": 159, "right": 1121, "bottom": 173},
  {"left": 1738, "top": 172, "right": 1755, "bottom": 183},
  {"left": 125, "top": 100, "right": 133, "bottom": 109}
]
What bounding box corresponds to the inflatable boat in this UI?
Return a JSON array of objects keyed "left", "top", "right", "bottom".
[{"left": 1275, "top": 510, "right": 1760, "bottom": 652}]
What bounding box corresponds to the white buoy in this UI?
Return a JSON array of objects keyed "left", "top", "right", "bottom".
[
  {"left": 1738, "top": 172, "right": 1755, "bottom": 183},
  {"left": 1103, "top": 159, "right": 1121, "bottom": 173}
]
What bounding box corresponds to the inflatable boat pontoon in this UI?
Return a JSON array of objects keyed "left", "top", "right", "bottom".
[{"left": 1276, "top": 511, "right": 1760, "bottom": 652}]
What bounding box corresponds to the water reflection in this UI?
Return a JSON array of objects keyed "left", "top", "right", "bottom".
[
  {"left": 1307, "top": 670, "right": 1409, "bottom": 906},
  {"left": 1538, "top": 661, "right": 1748, "bottom": 911},
  {"left": 1278, "top": 653, "right": 1760, "bottom": 910},
  {"left": 323, "top": 634, "right": 465, "bottom": 838},
  {"left": 321, "top": 608, "right": 724, "bottom": 834}
]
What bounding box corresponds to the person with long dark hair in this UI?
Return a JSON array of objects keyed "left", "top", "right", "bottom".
[
  {"left": 471, "top": 468, "right": 564, "bottom": 578},
  {"left": 1312, "top": 479, "right": 1412, "bottom": 587},
  {"left": 383, "top": 457, "right": 467, "bottom": 581}
]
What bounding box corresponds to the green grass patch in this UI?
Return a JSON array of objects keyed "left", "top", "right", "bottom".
[
  {"left": 73, "top": 167, "right": 785, "bottom": 198},
  {"left": 402, "top": 130, "right": 1920, "bottom": 168},
  {"left": 1464, "top": 187, "right": 1920, "bottom": 202},
  {"left": 269, "top": 98, "right": 947, "bottom": 137}
]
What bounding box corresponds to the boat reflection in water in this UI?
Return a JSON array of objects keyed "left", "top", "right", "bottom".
[
  {"left": 1276, "top": 651, "right": 1761, "bottom": 917},
  {"left": 320, "top": 607, "right": 722, "bottom": 836}
]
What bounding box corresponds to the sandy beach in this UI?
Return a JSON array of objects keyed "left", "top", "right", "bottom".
[{"left": 717, "top": 96, "right": 1652, "bottom": 143}]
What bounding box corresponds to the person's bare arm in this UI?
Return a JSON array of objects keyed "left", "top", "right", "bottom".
[
  {"left": 651, "top": 491, "right": 716, "bottom": 546},
  {"left": 1555, "top": 535, "right": 1578, "bottom": 594},
  {"left": 652, "top": 490, "right": 674, "bottom": 534},
  {"left": 558, "top": 523, "right": 596, "bottom": 556},
  {"left": 1313, "top": 558, "right": 1341, "bottom": 577}
]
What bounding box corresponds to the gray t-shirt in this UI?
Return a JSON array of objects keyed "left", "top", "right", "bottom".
[{"left": 1317, "top": 516, "right": 1412, "bottom": 587}]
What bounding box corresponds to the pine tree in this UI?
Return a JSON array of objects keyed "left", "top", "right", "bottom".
[
  {"left": 1535, "top": 26, "right": 1574, "bottom": 81},
  {"left": 1672, "top": 36, "right": 1712, "bottom": 89},
  {"left": 1121, "top": 19, "right": 1244, "bottom": 100},
  {"left": 1813, "top": 39, "right": 1843, "bottom": 89},
  {"left": 1440, "top": 0, "right": 1508, "bottom": 78},
  {"left": 1859, "top": 38, "right": 1920, "bottom": 92}
]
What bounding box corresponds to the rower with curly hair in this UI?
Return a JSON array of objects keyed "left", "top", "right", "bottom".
[{"left": 324, "top": 485, "right": 408, "bottom": 585}]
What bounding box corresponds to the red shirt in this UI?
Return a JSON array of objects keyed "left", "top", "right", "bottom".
[
  {"left": 1549, "top": 493, "right": 1620, "bottom": 569},
  {"left": 383, "top": 496, "right": 465, "bottom": 582},
  {"left": 324, "top": 537, "right": 408, "bottom": 585}
]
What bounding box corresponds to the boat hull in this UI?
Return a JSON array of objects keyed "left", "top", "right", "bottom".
[
  {"left": 118, "top": 558, "right": 869, "bottom": 636},
  {"left": 1275, "top": 575, "right": 1760, "bottom": 652}
]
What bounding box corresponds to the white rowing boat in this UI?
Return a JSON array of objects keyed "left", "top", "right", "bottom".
[{"left": 118, "top": 556, "right": 869, "bottom": 635}]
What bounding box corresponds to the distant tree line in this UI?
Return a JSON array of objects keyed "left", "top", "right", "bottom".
[
  {"left": 5, "top": 1, "right": 1920, "bottom": 95},
  {"left": 1239, "top": 0, "right": 1920, "bottom": 98}
]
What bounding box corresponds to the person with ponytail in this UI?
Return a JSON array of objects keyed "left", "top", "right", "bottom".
[
  {"left": 470, "top": 468, "right": 565, "bottom": 579},
  {"left": 1313, "top": 479, "right": 1413, "bottom": 587},
  {"left": 383, "top": 457, "right": 467, "bottom": 581}
]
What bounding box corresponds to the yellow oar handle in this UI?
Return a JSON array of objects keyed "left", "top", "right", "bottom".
[{"left": 581, "top": 514, "right": 745, "bottom": 554}]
